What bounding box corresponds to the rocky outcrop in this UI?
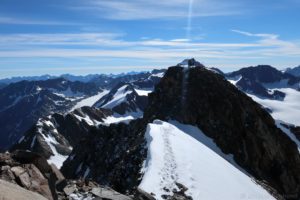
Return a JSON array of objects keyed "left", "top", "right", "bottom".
[
  {"left": 0, "top": 150, "right": 135, "bottom": 200},
  {"left": 57, "top": 179, "right": 133, "bottom": 200},
  {"left": 61, "top": 119, "right": 147, "bottom": 195},
  {"left": 144, "top": 65, "right": 300, "bottom": 198},
  {"left": 0, "top": 150, "right": 65, "bottom": 199}
]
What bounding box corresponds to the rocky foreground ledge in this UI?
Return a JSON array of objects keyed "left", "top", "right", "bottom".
[
  {"left": 0, "top": 150, "right": 190, "bottom": 200},
  {"left": 0, "top": 150, "right": 130, "bottom": 200}
]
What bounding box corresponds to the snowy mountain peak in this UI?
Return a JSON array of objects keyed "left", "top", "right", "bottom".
[
  {"left": 93, "top": 83, "right": 148, "bottom": 115},
  {"left": 177, "top": 58, "right": 204, "bottom": 68}
]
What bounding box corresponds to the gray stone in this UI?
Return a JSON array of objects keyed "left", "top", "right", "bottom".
[
  {"left": 91, "top": 187, "right": 132, "bottom": 200},
  {"left": 11, "top": 166, "right": 26, "bottom": 177},
  {"left": 18, "top": 172, "right": 31, "bottom": 188},
  {"left": 64, "top": 184, "right": 77, "bottom": 196},
  {"left": 0, "top": 179, "right": 47, "bottom": 200}
]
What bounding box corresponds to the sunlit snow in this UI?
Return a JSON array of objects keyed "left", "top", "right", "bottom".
[{"left": 139, "top": 120, "right": 274, "bottom": 200}]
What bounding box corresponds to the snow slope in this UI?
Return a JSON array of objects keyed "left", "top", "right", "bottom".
[
  {"left": 276, "top": 120, "right": 300, "bottom": 153},
  {"left": 248, "top": 88, "right": 300, "bottom": 126},
  {"left": 139, "top": 120, "right": 274, "bottom": 200},
  {"left": 135, "top": 88, "right": 153, "bottom": 96},
  {"left": 70, "top": 90, "right": 109, "bottom": 112}
]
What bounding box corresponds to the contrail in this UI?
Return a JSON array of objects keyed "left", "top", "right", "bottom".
[{"left": 186, "top": 0, "right": 194, "bottom": 40}]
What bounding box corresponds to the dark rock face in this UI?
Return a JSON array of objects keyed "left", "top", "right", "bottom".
[
  {"left": 285, "top": 66, "right": 300, "bottom": 77},
  {"left": 0, "top": 83, "right": 6, "bottom": 89},
  {"left": 145, "top": 66, "right": 300, "bottom": 197},
  {"left": 236, "top": 77, "right": 286, "bottom": 100},
  {"left": 61, "top": 119, "right": 147, "bottom": 195},
  {"left": 11, "top": 107, "right": 112, "bottom": 161},
  {"left": 226, "top": 65, "right": 300, "bottom": 99},
  {"left": 94, "top": 83, "right": 148, "bottom": 115},
  {"left": 280, "top": 123, "right": 300, "bottom": 142},
  {"left": 0, "top": 78, "right": 101, "bottom": 150},
  {"left": 228, "top": 65, "right": 298, "bottom": 84}
]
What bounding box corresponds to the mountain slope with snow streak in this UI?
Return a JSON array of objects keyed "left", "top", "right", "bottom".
[
  {"left": 94, "top": 83, "right": 148, "bottom": 117},
  {"left": 139, "top": 120, "right": 275, "bottom": 200},
  {"left": 247, "top": 88, "right": 300, "bottom": 126},
  {"left": 70, "top": 90, "right": 109, "bottom": 112}
]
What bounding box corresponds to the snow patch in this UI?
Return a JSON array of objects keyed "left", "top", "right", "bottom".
[
  {"left": 227, "top": 75, "right": 242, "bottom": 86},
  {"left": 102, "top": 110, "right": 143, "bottom": 125},
  {"left": 151, "top": 72, "right": 165, "bottom": 78},
  {"left": 134, "top": 88, "right": 153, "bottom": 96},
  {"left": 101, "top": 85, "right": 133, "bottom": 109},
  {"left": 40, "top": 132, "right": 68, "bottom": 169}
]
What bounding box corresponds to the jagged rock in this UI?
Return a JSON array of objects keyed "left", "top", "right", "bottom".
[
  {"left": 63, "top": 184, "right": 77, "bottom": 196},
  {"left": 57, "top": 179, "right": 133, "bottom": 200},
  {"left": 18, "top": 171, "right": 31, "bottom": 188},
  {"left": 91, "top": 187, "right": 132, "bottom": 200},
  {"left": 61, "top": 120, "right": 147, "bottom": 194},
  {"left": 0, "top": 150, "right": 61, "bottom": 200},
  {"left": 50, "top": 164, "right": 65, "bottom": 181},
  {"left": 0, "top": 165, "right": 15, "bottom": 183},
  {"left": 135, "top": 188, "right": 156, "bottom": 200},
  {"left": 11, "top": 166, "right": 26, "bottom": 177}
]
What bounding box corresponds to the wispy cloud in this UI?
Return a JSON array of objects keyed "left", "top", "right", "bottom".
[
  {"left": 0, "top": 30, "right": 299, "bottom": 66},
  {"left": 0, "top": 16, "right": 81, "bottom": 26},
  {"left": 232, "top": 29, "right": 300, "bottom": 56},
  {"left": 70, "top": 0, "right": 242, "bottom": 20},
  {"left": 231, "top": 29, "right": 278, "bottom": 39}
]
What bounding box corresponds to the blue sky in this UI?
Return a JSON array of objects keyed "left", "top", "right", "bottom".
[{"left": 1, "top": 0, "right": 300, "bottom": 78}]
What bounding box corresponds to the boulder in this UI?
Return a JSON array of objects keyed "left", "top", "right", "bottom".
[
  {"left": 0, "top": 179, "right": 47, "bottom": 200},
  {"left": 91, "top": 187, "right": 132, "bottom": 200}
]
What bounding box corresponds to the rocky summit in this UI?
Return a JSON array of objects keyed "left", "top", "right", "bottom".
[{"left": 145, "top": 65, "right": 300, "bottom": 197}]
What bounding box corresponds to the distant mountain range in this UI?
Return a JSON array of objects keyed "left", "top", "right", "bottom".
[
  {"left": 0, "top": 71, "right": 149, "bottom": 85},
  {"left": 0, "top": 69, "right": 165, "bottom": 150}
]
